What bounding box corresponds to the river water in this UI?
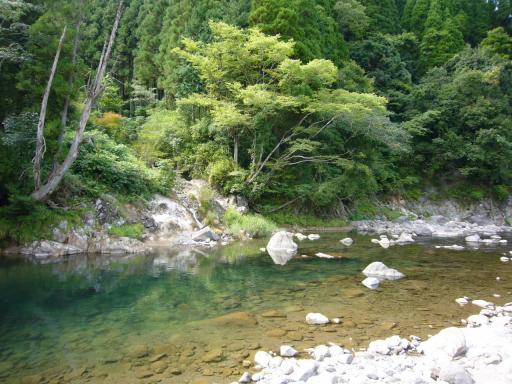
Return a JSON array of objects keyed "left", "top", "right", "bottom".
[{"left": 1, "top": 233, "right": 511, "bottom": 384}]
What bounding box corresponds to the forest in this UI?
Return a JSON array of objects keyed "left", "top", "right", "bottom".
[{"left": 0, "top": 0, "right": 511, "bottom": 240}]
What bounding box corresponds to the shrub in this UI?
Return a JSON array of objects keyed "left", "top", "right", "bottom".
[
  {"left": 0, "top": 196, "right": 80, "bottom": 244},
  {"left": 108, "top": 223, "right": 144, "bottom": 239},
  {"left": 223, "top": 207, "right": 277, "bottom": 238}
]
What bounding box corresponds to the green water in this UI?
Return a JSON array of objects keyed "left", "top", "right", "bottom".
[{"left": 1, "top": 233, "right": 511, "bottom": 384}]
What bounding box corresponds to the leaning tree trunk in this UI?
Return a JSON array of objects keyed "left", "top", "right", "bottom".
[
  {"left": 56, "top": 2, "right": 84, "bottom": 161},
  {"left": 33, "top": 25, "right": 67, "bottom": 190},
  {"left": 31, "top": 2, "right": 123, "bottom": 201}
]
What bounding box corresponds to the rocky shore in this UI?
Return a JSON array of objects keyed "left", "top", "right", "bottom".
[
  {"left": 2, "top": 180, "right": 247, "bottom": 261},
  {"left": 236, "top": 301, "right": 512, "bottom": 384}
]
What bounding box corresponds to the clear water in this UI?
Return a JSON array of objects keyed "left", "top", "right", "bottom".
[{"left": 1, "top": 233, "right": 511, "bottom": 384}]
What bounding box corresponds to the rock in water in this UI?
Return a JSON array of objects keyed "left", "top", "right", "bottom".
[
  {"left": 362, "top": 261, "right": 404, "bottom": 280},
  {"left": 306, "top": 313, "right": 329, "bottom": 325},
  {"left": 191, "top": 226, "right": 220, "bottom": 242},
  {"left": 266, "top": 231, "right": 298, "bottom": 265},
  {"left": 465, "top": 234, "right": 481, "bottom": 243},
  {"left": 340, "top": 237, "right": 353, "bottom": 246},
  {"left": 362, "top": 277, "right": 380, "bottom": 289},
  {"left": 308, "top": 234, "right": 320, "bottom": 240}
]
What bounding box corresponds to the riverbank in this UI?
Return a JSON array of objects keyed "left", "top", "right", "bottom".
[{"left": 235, "top": 300, "right": 512, "bottom": 384}]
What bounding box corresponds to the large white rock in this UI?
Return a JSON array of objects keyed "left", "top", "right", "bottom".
[
  {"left": 309, "top": 345, "right": 329, "bottom": 361},
  {"left": 280, "top": 345, "right": 298, "bottom": 357},
  {"left": 362, "top": 261, "right": 405, "bottom": 280},
  {"left": 266, "top": 231, "right": 298, "bottom": 265},
  {"left": 308, "top": 234, "right": 320, "bottom": 240},
  {"left": 396, "top": 232, "right": 415, "bottom": 243},
  {"left": 306, "top": 313, "right": 329, "bottom": 325},
  {"left": 362, "top": 277, "right": 380, "bottom": 289},
  {"left": 465, "top": 234, "right": 481, "bottom": 243},
  {"left": 367, "top": 339, "right": 390, "bottom": 355},
  {"left": 254, "top": 351, "right": 272, "bottom": 368},
  {"left": 340, "top": 237, "right": 353, "bottom": 246},
  {"left": 290, "top": 360, "right": 318, "bottom": 382},
  {"left": 438, "top": 362, "right": 475, "bottom": 384},
  {"left": 420, "top": 327, "right": 467, "bottom": 359},
  {"left": 471, "top": 300, "right": 494, "bottom": 309}
]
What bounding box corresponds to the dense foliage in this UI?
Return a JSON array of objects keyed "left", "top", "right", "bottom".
[{"left": 0, "top": 0, "right": 511, "bottom": 223}]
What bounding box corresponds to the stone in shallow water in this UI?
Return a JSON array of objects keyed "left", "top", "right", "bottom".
[
  {"left": 261, "top": 309, "right": 287, "bottom": 318},
  {"left": 306, "top": 313, "right": 329, "bottom": 325},
  {"left": 126, "top": 344, "right": 149, "bottom": 359},
  {"left": 209, "top": 311, "right": 258, "bottom": 327},
  {"left": 202, "top": 348, "right": 223, "bottom": 363},
  {"left": 362, "top": 261, "right": 404, "bottom": 280}
]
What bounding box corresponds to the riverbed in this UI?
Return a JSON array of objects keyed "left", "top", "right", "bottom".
[{"left": 1, "top": 233, "right": 511, "bottom": 384}]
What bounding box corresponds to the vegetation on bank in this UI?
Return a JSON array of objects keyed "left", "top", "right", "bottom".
[{"left": 0, "top": 0, "right": 511, "bottom": 243}]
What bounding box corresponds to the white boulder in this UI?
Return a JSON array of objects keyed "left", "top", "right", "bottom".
[
  {"left": 308, "top": 234, "right": 320, "bottom": 240},
  {"left": 420, "top": 327, "right": 467, "bottom": 359},
  {"left": 471, "top": 300, "right": 494, "bottom": 309},
  {"left": 280, "top": 345, "right": 298, "bottom": 357},
  {"left": 362, "top": 277, "right": 380, "bottom": 289},
  {"left": 254, "top": 351, "right": 272, "bottom": 368},
  {"left": 465, "top": 234, "right": 481, "bottom": 243},
  {"left": 306, "top": 313, "right": 329, "bottom": 325},
  {"left": 266, "top": 231, "right": 298, "bottom": 265},
  {"left": 362, "top": 261, "right": 405, "bottom": 280},
  {"left": 340, "top": 237, "right": 353, "bottom": 246}
]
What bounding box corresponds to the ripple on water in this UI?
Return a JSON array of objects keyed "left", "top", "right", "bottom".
[{"left": 0, "top": 233, "right": 511, "bottom": 383}]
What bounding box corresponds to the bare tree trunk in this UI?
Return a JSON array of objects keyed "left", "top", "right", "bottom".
[
  {"left": 56, "top": 2, "right": 84, "bottom": 157},
  {"left": 31, "top": 2, "right": 123, "bottom": 201},
  {"left": 233, "top": 135, "right": 239, "bottom": 164},
  {"left": 33, "top": 25, "right": 67, "bottom": 190}
]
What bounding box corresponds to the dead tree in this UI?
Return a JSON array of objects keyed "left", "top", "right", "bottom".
[
  {"left": 31, "top": 2, "right": 123, "bottom": 201},
  {"left": 33, "top": 25, "right": 67, "bottom": 190}
]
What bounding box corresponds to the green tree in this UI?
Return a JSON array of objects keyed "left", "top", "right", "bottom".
[
  {"left": 173, "top": 22, "right": 405, "bottom": 205},
  {"left": 133, "top": 0, "right": 167, "bottom": 89},
  {"left": 333, "top": 0, "right": 369, "bottom": 40},
  {"left": 404, "top": 48, "right": 512, "bottom": 186},
  {"left": 350, "top": 34, "right": 413, "bottom": 119},
  {"left": 360, "top": 0, "right": 401, "bottom": 34},
  {"left": 249, "top": 0, "right": 348, "bottom": 66},
  {"left": 480, "top": 27, "right": 512, "bottom": 60}
]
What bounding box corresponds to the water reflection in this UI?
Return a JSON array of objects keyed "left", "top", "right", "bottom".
[{"left": 267, "top": 248, "right": 296, "bottom": 265}]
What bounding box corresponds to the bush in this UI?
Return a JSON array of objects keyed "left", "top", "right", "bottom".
[
  {"left": 108, "top": 223, "right": 144, "bottom": 239},
  {"left": 0, "top": 196, "right": 80, "bottom": 244},
  {"left": 267, "top": 211, "right": 349, "bottom": 227},
  {"left": 223, "top": 208, "right": 276, "bottom": 238},
  {"left": 72, "top": 130, "right": 159, "bottom": 197}
]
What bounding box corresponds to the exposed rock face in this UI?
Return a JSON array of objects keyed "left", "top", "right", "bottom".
[{"left": 19, "top": 241, "right": 83, "bottom": 259}]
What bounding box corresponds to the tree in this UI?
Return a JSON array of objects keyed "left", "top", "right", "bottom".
[
  {"left": 249, "top": 0, "right": 347, "bottom": 66},
  {"left": 133, "top": 0, "right": 167, "bottom": 89},
  {"left": 480, "top": 27, "right": 512, "bottom": 60},
  {"left": 157, "top": 0, "right": 251, "bottom": 103},
  {"left": 359, "top": 0, "right": 401, "bottom": 34},
  {"left": 350, "top": 34, "right": 413, "bottom": 119},
  {"left": 173, "top": 22, "right": 405, "bottom": 202},
  {"left": 333, "top": 0, "right": 369, "bottom": 40},
  {"left": 0, "top": 0, "right": 41, "bottom": 122},
  {"left": 31, "top": 2, "right": 123, "bottom": 200},
  {"left": 404, "top": 48, "right": 512, "bottom": 186}
]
